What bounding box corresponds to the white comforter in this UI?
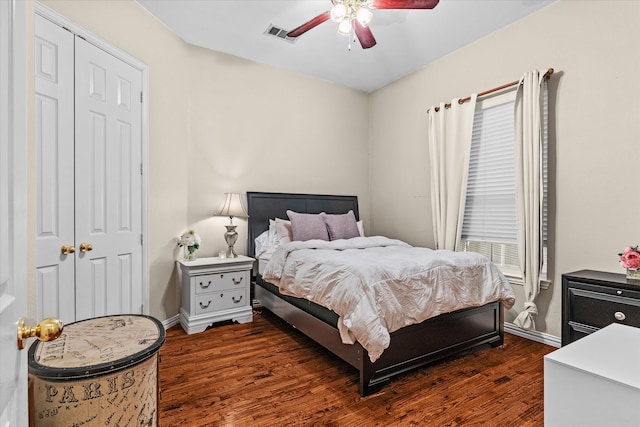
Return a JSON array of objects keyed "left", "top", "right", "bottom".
[{"left": 262, "top": 236, "right": 515, "bottom": 362}]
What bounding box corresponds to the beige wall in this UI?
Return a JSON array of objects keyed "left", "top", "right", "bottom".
[
  {"left": 32, "top": 0, "right": 369, "bottom": 322},
  {"left": 369, "top": 0, "right": 640, "bottom": 337}
]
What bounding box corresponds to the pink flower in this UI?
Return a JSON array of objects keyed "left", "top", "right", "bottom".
[
  {"left": 624, "top": 246, "right": 633, "bottom": 253},
  {"left": 621, "top": 249, "right": 640, "bottom": 270}
]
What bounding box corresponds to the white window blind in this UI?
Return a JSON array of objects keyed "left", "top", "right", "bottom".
[
  {"left": 461, "top": 100, "right": 517, "bottom": 244},
  {"left": 460, "top": 86, "right": 548, "bottom": 279}
]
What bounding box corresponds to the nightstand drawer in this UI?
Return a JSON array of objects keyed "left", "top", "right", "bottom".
[
  {"left": 193, "top": 271, "right": 248, "bottom": 294},
  {"left": 568, "top": 287, "right": 640, "bottom": 329},
  {"left": 195, "top": 290, "right": 246, "bottom": 314}
]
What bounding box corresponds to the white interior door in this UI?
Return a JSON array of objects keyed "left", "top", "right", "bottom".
[
  {"left": 74, "top": 37, "right": 143, "bottom": 319},
  {"left": 35, "top": 13, "right": 144, "bottom": 323},
  {"left": 0, "top": 0, "right": 28, "bottom": 424},
  {"left": 34, "top": 14, "right": 76, "bottom": 324}
]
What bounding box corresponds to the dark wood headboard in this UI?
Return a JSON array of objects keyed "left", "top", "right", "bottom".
[{"left": 246, "top": 192, "right": 359, "bottom": 257}]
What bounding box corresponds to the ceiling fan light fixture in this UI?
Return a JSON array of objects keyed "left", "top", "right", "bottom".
[
  {"left": 355, "top": 7, "right": 373, "bottom": 27},
  {"left": 337, "top": 18, "right": 352, "bottom": 35},
  {"left": 330, "top": 4, "right": 347, "bottom": 23}
]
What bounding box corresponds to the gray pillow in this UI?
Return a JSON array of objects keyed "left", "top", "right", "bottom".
[
  {"left": 322, "top": 210, "right": 360, "bottom": 240},
  {"left": 286, "top": 210, "right": 329, "bottom": 241}
]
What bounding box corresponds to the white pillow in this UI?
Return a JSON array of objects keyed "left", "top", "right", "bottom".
[
  {"left": 357, "top": 220, "right": 365, "bottom": 237},
  {"left": 254, "top": 229, "right": 269, "bottom": 257},
  {"left": 268, "top": 219, "right": 281, "bottom": 247}
]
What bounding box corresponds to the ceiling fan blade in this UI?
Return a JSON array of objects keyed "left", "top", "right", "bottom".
[
  {"left": 372, "top": 0, "right": 439, "bottom": 9},
  {"left": 353, "top": 21, "right": 377, "bottom": 49},
  {"left": 287, "top": 12, "right": 331, "bottom": 38}
]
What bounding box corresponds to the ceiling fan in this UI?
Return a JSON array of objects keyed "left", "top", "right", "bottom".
[{"left": 287, "top": 0, "right": 440, "bottom": 49}]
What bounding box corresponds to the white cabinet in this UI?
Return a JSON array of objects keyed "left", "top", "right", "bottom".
[
  {"left": 544, "top": 323, "right": 640, "bottom": 427},
  {"left": 178, "top": 256, "right": 254, "bottom": 334}
]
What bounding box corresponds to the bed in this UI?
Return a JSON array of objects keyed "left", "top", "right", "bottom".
[{"left": 247, "top": 191, "right": 512, "bottom": 396}]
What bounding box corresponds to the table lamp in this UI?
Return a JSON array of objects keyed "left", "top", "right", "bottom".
[{"left": 214, "top": 193, "right": 248, "bottom": 258}]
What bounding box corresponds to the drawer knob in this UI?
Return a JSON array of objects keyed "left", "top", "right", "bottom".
[
  {"left": 199, "top": 280, "right": 211, "bottom": 289},
  {"left": 232, "top": 277, "right": 243, "bottom": 285},
  {"left": 616, "top": 290, "right": 623, "bottom": 295},
  {"left": 232, "top": 295, "right": 243, "bottom": 304},
  {"left": 199, "top": 300, "right": 211, "bottom": 309},
  {"left": 614, "top": 311, "right": 626, "bottom": 321}
]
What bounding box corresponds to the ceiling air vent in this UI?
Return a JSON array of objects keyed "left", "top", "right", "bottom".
[{"left": 264, "top": 24, "right": 296, "bottom": 43}]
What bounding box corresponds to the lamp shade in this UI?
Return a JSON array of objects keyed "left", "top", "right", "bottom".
[{"left": 215, "top": 193, "right": 248, "bottom": 219}]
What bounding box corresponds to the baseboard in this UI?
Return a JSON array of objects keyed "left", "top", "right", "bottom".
[
  {"left": 162, "top": 314, "right": 180, "bottom": 330},
  {"left": 505, "top": 322, "right": 561, "bottom": 348}
]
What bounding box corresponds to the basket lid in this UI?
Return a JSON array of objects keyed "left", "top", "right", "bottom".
[{"left": 28, "top": 314, "right": 165, "bottom": 380}]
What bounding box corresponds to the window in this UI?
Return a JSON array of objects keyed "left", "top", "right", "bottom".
[{"left": 460, "top": 88, "right": 548, "bottom": 281}]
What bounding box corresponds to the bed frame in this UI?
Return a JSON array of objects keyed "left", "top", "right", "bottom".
[{"left": 247, "top": 191, "right": 504, "bottom": 396}]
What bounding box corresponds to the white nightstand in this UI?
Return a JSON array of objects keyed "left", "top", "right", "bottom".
[{"left": 177, "top": 255, "right": 254, "bottom": 334}]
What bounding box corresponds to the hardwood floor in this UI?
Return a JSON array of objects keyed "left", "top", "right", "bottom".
[{"left": 158, "top": 309, "right": 555, "bottom": 426}]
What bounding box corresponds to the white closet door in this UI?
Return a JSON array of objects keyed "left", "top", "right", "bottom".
[
  {"left": 34, "top": 14, "right": 76, "bottom": 324},
  {"left": 74, "top": 37, "right": 143, "bottom": 320}
]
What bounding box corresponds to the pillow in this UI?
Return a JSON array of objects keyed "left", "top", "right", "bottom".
[
  {"left": 322, "top": 210, "right": 360, "bottom": 240},
  {"left": 286, "top": 210, "right": 329, "bottom": 241},
  {"left": 275, "top": 218, "right": 292, "bottom": 244},
  {"left": 254, "top": 229, "right": 269, "bottom": 257},
  {"left": 268, "top": 219, "right": 281, "bottom": 247},
  {"left": 357, "top": 220, "right": 365, "bottom": 237}
]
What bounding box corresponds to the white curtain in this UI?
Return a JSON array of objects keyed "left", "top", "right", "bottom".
[
  {"left": 427, "top": 95, "right": 477, "bottom": 251},
  {"left": 513, "top": 70, "right": 546, "bottom": 330}
]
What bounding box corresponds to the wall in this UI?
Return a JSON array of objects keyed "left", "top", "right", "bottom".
[
  {"left": 369, "top": 0, "right": 640, "bottom": 337},
  {"left": 32, "top": 0, "right": 369, "bottom": 322}
]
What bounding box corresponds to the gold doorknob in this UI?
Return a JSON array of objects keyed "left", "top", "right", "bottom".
[
  {"left": 79, "top": 243, "right": 93, "bottom": 252},
  {"left": 60, "top": 245, "right": 75, "bottom": 255},
  {"left": 17, "top": 317, "right": 64, "bottom": 350}
]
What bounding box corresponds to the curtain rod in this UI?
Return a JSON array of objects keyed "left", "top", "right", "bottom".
[{"left": 429, "top": 68, "right": 554, "bottom": 113}]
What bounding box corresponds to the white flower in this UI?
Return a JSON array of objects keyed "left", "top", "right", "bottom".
[{"left": 178, "top": 230, "right": 201, "bottom": 250}]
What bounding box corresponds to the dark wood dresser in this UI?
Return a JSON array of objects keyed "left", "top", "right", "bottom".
[{"left": 562, "top": 269, "right": 640, "bottom": 346}]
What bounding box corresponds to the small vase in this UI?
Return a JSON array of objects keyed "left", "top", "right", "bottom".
[
  {"left": 184, "top": 246, "right": 197, "bottom": 261},
  {"left": 626, "top": 268, "right": 640, "bottom": 282}
]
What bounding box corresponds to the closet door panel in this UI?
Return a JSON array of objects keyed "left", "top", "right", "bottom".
[
  {"left": 34, "top": 14, "right": 75, "bottom": 323},
  {"left": 87, "top": 110, "right": 107, "bottom": 233},
  {"left": 74, "top": 37, "right": 143, "bottom": 320}
]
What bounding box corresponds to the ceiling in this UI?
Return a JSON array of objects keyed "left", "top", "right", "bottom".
[{"left": 137, "top": 0, "right": 556, "bottom": 93}]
